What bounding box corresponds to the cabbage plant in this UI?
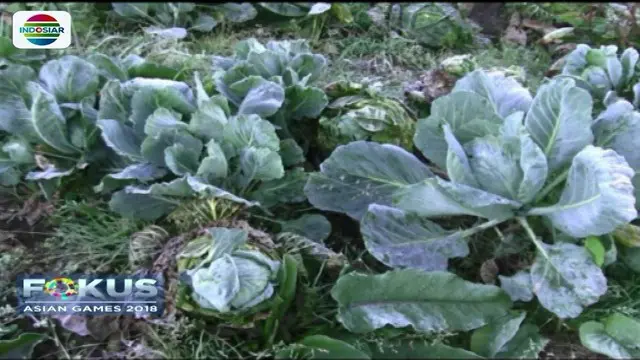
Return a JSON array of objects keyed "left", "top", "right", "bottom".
[
  {"left": 212, "top": 38, "right": 328, "bottom": 152},
  {"left": 562, "top": 44, "right": 640, "bottom": 107},
  {"left": 0, "top": 56, "right": 103, "bottom": 194},
  {"left": 176, "top": 227, "right": 281, "bottom": 316},
  {"left": 96, "top": 73, "right": 308, "bottom": 220},
  {"left": 317, "top": 81, "right": 415, "bottom": 152},
  {"left": 304, "top": 69, "right": 640, "bottom": 335}
]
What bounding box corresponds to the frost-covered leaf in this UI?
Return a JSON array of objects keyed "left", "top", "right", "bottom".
[
  {"left": 206, "top": 227, "right": 248, "bottom": 261},
  {"left": 189, "top": 254, "right": 239, "bottom": 312},
  {"left": 97, "top": 119, "right": 143, "bottom": 161},
  {"left": 39, "top": 55, "right": 100, "bottom": 102},
  {"left": 281, "top": 214, "right": 332, "bottom": 243},
  {"left": 25, "top": 166, "right": 74, "bottom": 180},
  {"left": 524, "top": 77, "right": 593, "bottom": 171},
  {"left": 237, "top": 81, "right": 285, "bottom": 117},
  {"left": 394, "top": 177, "right": 520, "bottom": 220},
  {"left": 304, "top": 141, "right": 433, "bottom": 220},
  {"left": 144, "top": 108, "right": 189, "bottom": 137},
  {"left": 452, "top": 70, "right": 533, "bottom": 118},
  {"left": 533, "top": 146, "right": 637, "bottom": 238},
  {"left": 29, "top": 84, "right": 78, "bottom": 154},
  {"left": 360, "top": 204, "right": 468, "bottom": 271},
  {"left": 498, "top": 271, "right": 533, "bottom": 302},
  {"left": 87, "top": 53, "right": 128, "bottom": 81},
  {"left": 414, "top": 91, "right": 502, "bottom": 169},
  {"left": 229, "top": 256, "right": 272, "bottom": 309},
  {"left": 531, "top": 242, "right": 607, "bottom": 318},
  {"left": 331, "top": 269, "right": 512, "bottom": 333},
  {"left": 580, "top": 314, "right": 640, "bottom": 359},
  {"left": 94, "top": 163, "right": 168, "bottom": 193},
  {"left": 214, "top": 3, "right": 258, "bottom": 23},
  {"left": 144, "top": 27, "right": 188, "bottom": 40}
]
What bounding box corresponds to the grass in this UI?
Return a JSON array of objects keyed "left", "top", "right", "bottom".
[{"left": 43, "top": 200, "right": 145, "bottom": 273}]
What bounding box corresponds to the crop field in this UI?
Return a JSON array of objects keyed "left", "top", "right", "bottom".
[{"left": 2, "top": 2, "right": 640, "bottom": 359}]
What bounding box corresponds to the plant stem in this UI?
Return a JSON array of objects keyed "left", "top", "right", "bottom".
[
  {"left": 459, "top": 217, "right": 509, "bottom": 238},
  {"left": 517, "top": 217, "right": 549, "bottom": 257},
  {"left": 534, "top": 168, "right": 570, "bottom": 203}
]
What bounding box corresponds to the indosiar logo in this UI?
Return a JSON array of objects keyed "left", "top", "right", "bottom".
[{"left": 12, "top": 11, "right": 72, "bottom": 49}]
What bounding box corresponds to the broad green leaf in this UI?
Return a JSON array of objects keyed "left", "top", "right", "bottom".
[
  {"left": 453, "top": 70, "right": 533, "bottom": 118},
  {"left": 214, "top": 3, "right": 258, "bottom": 23},
  {"left": 196, "top": 140, "right": 228, "bottom": 181},
  {"left": 498, "top": 271, "right": 533, "bottom": 302},
  {"left": 367, "top": 340, "right": 482, "bottom": 359},
  {"left": 331, "top": 269, "right": 512, "bottom": 333},
  {"left": 188, "top": 99, "right": 228, "bottom": 142},
  {"left": 97, "top": 80, "right": 130, "bottom": 123},
  {"left": 585, "top": 236, "right": 606, "bottom": 267},
  {"left": 275, "top": 335, "right": 371, "bottom": 360},
  {"left": 360, "top": 204, "right": 469, "bottom": 271},
  {"left": 259, "top": 2, "right": 307, "bottom": 16},
  {"left": 580, "top": 314, "right": 640, "bottom": 359},
  {"left": 0, "top": 64, "right": 36, "bottom": 137},
  {"left": 470, "top": 311, "right": 526, "bottom": 357},
  {"left": 532, "top": 146, "right": 637, "bottom": 238},
  {"left": 281, "top": 214, "right": 332, "bottom": 243},
  {"left": 237, "top": 81, "right": 285, "bottom": 117},
  {"left": 620, "top": 48, "right": 639, "bottom": 85},
  {"left": 517, "top": 134, "right": 548, "bottom": 204},
  {"left": 109, "top": 177, "right": 194, "bottom": 219},
  {"left": 285, "top": 85, "right": 328, "bottom": 120},
  {"left": 443, "top": 124, "right": 478, "bottom": 187},
  {"left": 2, "top": 139, "right": 33, "bottom": 164},
  {"left": 494, "top": 324, "right": 549, "bottom": 358},
  {"left": 414, "top": 91, "right": 502, "bottom": 169},
  {"left": 247, "top": 49, "right": 283, "bottom": 79},
  {"left": 524, "top": 78, "right": 593, "bottom": 171},
  {"left": 94, "top": 163, "right": 168, "bottom": 193},
  {"left": 289, "top": 54, "right": 327, "bottom": 85},
  {"left": 238, "top": 147, "right": 284, "bottom": 185},
  {"left": 223, "top": 114, "right": 280, "bottom": 156},
  {"left": 39, "top": 55, "right": 100, "bottom": 102},
  {"left": 129, "top": 86, "right": 196, "bottom": 134},
  {"left": 530, "top": 242, "right": 607, "bottom": 318},
  {"left": 164, "top": 143, "right": 200, "bottom": 176},
  {"left": 29, "top": 83, "right": 78, "bottom": 154},
  {"left": 87, "top": 53, "right": 128, "bottom": 81},
  {"left": 111, "top": 3, "right": 150, "bottom": 17},
  {"left": 206, "top": 227, "right": 249, "bottom": 261},
  {"left": 394, "top": 178, "right": 520, "bottom": 220},
  {"left": 189, "top": 254, "right": 239, "bottom": 312},
  {"left": 229, "top": 256, "right": 272, "bottom": 309},
  {"left": 141, "top": 130, "right": 202, "bottom": 168},
  {"left": 252, "top": 167, "right": 308, "bottom": 208},
  {"left": 0, "top": 332, "right": 46, "bottom": 359},
  {"left": 304, "top": 141, "right": 433, "bottom": 220},
  {"left": 144, "top": 108, "right": 189, "bottom": 137},
  {"left": 97, "top": 119, "right": 143, "bottom": 160},
  {"left": 279, "top": 139, "right": 305, "bottom": 167}
]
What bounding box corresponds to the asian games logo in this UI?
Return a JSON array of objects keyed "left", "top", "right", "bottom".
[
  {"left": 13, "top": 11, "right": 72, "bottom": 49},
  {"left": 43, "top": 277, "right": 78, "bottom": 300}
]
